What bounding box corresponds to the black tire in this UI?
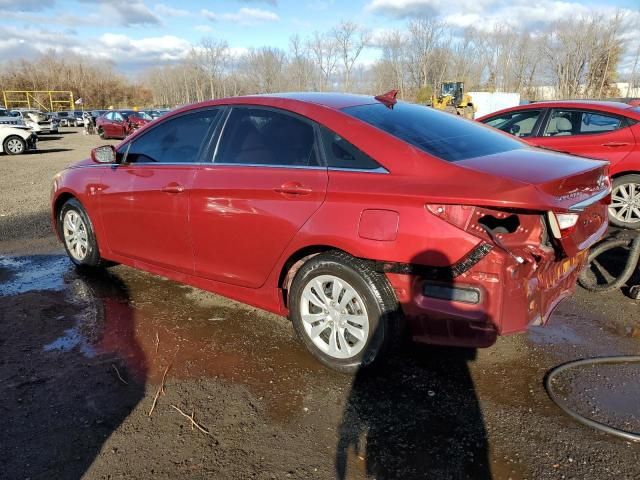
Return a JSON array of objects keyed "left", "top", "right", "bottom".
[
  {"left": 58, "top": 198, "right": 105, "bottom": 269},
  {"left": 98, "top": 127, "right": 106, "bottom": 140},
  {"left": 289, "top": 251, "right": 402, "bottom": 373},
  {"left": 3, "top": 135, "right": 26, "bottom": 155},
  {"left": 578, "top": 237, "right": 637, "bottom": 292},
  {"left": 609, "top": 174, "right": 640, "bottom": 229}
]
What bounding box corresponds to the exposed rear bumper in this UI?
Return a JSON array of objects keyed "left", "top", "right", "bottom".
[{"left": 385, "top": 234, "right": 597, "bottom": 349}]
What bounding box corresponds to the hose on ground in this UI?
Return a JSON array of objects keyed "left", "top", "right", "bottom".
[
  {"left": 545, "top": 356, "right": 640, "bottom": 443},
  {"left": 578, "top": 233, "right": 640, "bottom": 293}
]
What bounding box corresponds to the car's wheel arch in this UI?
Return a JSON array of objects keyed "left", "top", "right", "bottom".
[
  {"left": 53, "top": 192, "right": 78, "bottom": 240},
  {"left": 611, "top": 169, "right": 640, "bottom": 180},
  {"left": 277, "top": 244, "right": 359, "bottom": 309}
]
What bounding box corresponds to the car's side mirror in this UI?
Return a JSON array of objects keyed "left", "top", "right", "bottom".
[
  {"left": 91, "top": 145, "right": 117, "bottom": 164},
  {"left": 508, "top": 124, "right": 521, "bottom": 135}
]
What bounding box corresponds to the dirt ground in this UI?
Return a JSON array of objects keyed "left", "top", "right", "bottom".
[{"left": 1, "top": 129, "right": 639, "bottom": 479}]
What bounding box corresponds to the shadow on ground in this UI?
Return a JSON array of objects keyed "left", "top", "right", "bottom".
[
  {"left": 336, "top": 249, "right": 491, "bottom": 479},
  {"left": 0, "top": 256, "right": 146, "bottom": 479}
]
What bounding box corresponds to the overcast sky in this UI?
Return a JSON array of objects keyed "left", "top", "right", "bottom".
[{"left": 0, "top": 0, "right": 638, "bottom": 74}]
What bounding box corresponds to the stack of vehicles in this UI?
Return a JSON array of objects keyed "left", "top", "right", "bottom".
[{"left": 10, "top": 109, "right": 58, "bottom": 134}]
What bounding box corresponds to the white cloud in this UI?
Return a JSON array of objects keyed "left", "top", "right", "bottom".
[
  {"left": 194, "top": 25, "right": 214, "bottom": 33},
  {"left": 154, "top": 3, "right": 190, "bottom": 17},
  {"left": 0, "top": 0, "right": 52, "bottom": 11},
  {"left": 201, "top": 7, "right": 279, "bottom": 25},
  {"left": 79, "top": 0, "right": 160, "bottom": 26},
  {"left": 93, "top": 33, "right": 192, "bottom": 63}
]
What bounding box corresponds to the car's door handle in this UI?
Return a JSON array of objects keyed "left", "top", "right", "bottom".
[
  {"left": 274, "top": 182, "right": 312, "bottom": 196},
  {"left": 162, "top": 182, "right": 185, "bottom": 193},
  {"left": 602, "top": 142, "right": 630, "bottom": 147}
]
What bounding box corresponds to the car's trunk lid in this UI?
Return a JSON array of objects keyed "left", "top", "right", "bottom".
[{"left": 455, "top": 147, "right": 610, "bottom": 256}]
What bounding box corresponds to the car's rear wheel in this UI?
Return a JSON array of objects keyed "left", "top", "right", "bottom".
[
  {"left": 289, "top": 251, "right": 402, "bottom": 373},
  {"left": 59, "top": 198, "right": 105, "bottom": 268},
  {"left": 609, "top": 174, "right": 640, "bottom": 229},
  {"left": 3, "top": 136, "right": 26, "bottom": 155},
  {"left": 98, "top": 127, "right": 106, "bottom": 139}
]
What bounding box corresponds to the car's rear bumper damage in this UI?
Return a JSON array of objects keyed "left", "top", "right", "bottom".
[{"left": 380, "top": 202, "right": 607, "bottom": 348}]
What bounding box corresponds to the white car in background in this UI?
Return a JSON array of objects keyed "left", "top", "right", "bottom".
[
  {"left": 0, "top": 124, "right": 37, "bottom": 155},
  {"left": 0, "top": 108, "right": 24, "bottom": 127},
  {"left": 10, "top": 109, "right": 58, "bottom": 134}
]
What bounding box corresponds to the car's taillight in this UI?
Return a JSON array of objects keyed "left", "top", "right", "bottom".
[{"left": 547, "top": 211, "right": 579, "bottom": 238}]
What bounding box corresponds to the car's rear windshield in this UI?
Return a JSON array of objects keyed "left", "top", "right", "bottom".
[{"left": 343, "top": 102, "right": 524, "bottom": 162}]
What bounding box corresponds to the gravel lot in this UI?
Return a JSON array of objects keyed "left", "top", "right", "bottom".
[{"left": 1, "top": 130, "right": 639, "bottom": 479}]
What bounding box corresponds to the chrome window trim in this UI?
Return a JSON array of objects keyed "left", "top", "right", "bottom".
[
  {"left": 569, "top": 187, "right": 612, "bottom": 212},
  {"left": 328, "top": 166, "right": 389, "bottom": 174},
  {"left": 208, "top": 162, "right": 327, "bottom": 171}
]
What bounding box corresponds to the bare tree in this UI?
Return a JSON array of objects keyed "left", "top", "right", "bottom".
[
  {"left": 194, "top": 37, "right": 229, "bottom": 100},
  {"left": 307, "top": 31, "right": 339, "bottom": 91},
  {"left": 332, "top": 21, "right": 370, "bottom": 91},
  {"left": 287, "top": 35, "right": 314, "bottom": 91}
]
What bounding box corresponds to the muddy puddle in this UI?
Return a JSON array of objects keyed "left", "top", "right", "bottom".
[
  {"left": 2, "top": 253, "right": 639, "bottom": 479},
  {"left": 0, "top": 255, "right": 335, "bottom": 422}
]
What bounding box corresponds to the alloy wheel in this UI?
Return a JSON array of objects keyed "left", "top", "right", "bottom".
[
  {"left": 609, "top": 182, "right": 640, "bottom": 225},
  {"left": 6, "top": 138, "right": 24, "bottom": 154},
  {"left": 63, "top": 210, "right": 89, "bottom": 261},
  {"left": 299, "top": 274, "right": 369, "bottom": 359}
]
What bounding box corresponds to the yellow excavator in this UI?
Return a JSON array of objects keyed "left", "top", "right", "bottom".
[{"left": 429, "top": 81, "right": 476, "bottom": 119}]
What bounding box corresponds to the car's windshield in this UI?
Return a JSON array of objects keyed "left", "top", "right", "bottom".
[{"left": 343, "top": 102, "right": 524, "bottom": 162}]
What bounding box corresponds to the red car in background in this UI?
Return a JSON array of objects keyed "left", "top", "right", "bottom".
[
  {"left": 478, "top": 101, "right": 640, "bottom": 229},
  {"left": 96, "top": 110, "right": 152, "bottom": 140},
  {"left": 51, "top": 93, "right": 609, "bottom": 371}
]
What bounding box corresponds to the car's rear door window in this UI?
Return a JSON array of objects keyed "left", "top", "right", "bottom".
[
  {"left": 343, "top": 102, "right": 523, "bottom": 162},
  {"left": 544, "top": 109, "right": 625, "bottom": 136},
  {"left": 124, "top": 109, "right": 222, "bottom": 164},
  {"left": 482, "top": 110, "right": 542, "bottom": 137},
  {"left": 319, "top": 127, "right": 382, "bottom": 170},
  {"left": 215, "top": 107, "right": 320, "bottom": 167}
]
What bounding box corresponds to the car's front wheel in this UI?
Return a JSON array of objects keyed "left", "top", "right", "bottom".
[
  {"left": 97, "top": 127, "right": 106, "bottom": 139},
  {"left": 289, "top": 251, "right": 402, "bottom": 373},
  {"left": 58, "top": 198, "right": 105, "bottom": 268},
  {"left": 3, "top": 135, "right": 26, "bottom": 155},
  {"left": 609, "top": 174, "right": 640, "bottom": 229}
]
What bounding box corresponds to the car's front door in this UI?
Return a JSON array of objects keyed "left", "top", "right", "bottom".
[
  {"left": 99, "top": 108, "right": 222, "bottom": 273},
  {"left": 190, "top": 106, "right": 328, "bottom": 288},
  {"left": 531, "top": 109, "right": 636, "bottom": 163}
]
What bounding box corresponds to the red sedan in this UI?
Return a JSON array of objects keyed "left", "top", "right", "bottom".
[
  {"left": 478, "top": 101, "right": 640, "bottom": 229},
  {"left": 51, "top": 93, "right": 609, "bottom": 371},
  {"left": 96, "top": 110, "right": 152, "bottom": 140}
]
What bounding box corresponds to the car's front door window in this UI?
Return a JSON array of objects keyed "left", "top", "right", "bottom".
[
  {"left": 483, "top": 110, "right": 542, "bottom": 138},
  {"left": 125, "top": 109, "right": 222, "bottom": 164}
]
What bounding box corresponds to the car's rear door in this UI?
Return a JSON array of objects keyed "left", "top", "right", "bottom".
[
  {"left": 190, "top": 106, "right": 328, "bottom": 288},
  {"left": 531, "top": 108, "right": 636, "bottom": 164},
  {"left": 99, "top": 108, "right": 222, "bottom": 273}
]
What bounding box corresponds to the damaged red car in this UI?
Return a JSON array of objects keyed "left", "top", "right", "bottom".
[
  {"left": 96, "top": 110, "right": 152, "bottom": 140},
  {"left": 51, "top": 93, "right": 610, "bottom": 372}
]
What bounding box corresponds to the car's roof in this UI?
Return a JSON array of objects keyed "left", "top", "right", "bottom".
[
  {"left": 479, "top": 100, "right": 639, "bottom": 120},
  {"left": 256, "top": 92, "right": 379, "bottom": 110}
]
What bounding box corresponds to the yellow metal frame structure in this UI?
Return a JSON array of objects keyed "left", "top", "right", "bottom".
[{"left": 2, "top": 90, "right": 75, "bottom": 112}]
